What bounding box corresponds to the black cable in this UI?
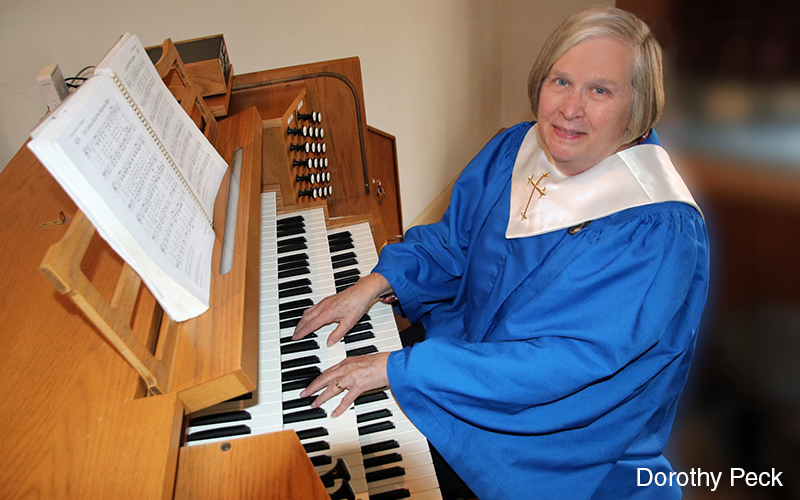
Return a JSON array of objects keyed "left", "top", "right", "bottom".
[
  {"left": 74, "top": 65, "right": 95, "bottom": 78},
  {"left": 65, "top": 66, "right": 96, "bottom": 89},
  {"left": 65, "top": 77, "right": 88, "bottom": 89}
]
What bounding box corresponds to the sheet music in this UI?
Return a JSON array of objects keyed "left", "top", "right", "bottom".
[
  {"left": 30, "top": 74, "right": 213, "bottom": 320},
  {"left": 95, "top": 33, "right": 226, "bottom": 218}
]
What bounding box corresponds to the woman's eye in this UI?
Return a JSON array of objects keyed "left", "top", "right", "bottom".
[{"left": 556, "top": 78, "right": 568, "bottom": 86}]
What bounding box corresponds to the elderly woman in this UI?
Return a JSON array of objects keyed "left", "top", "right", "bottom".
[{"left": 295, "top": 6, "right": 709, "bottom": 500}]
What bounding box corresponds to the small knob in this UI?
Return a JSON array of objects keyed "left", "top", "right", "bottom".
[
  {"left": 290, "top": 142, "right": 311, "bottom": 153},
  {"left": 287, "top": 125, "right": 309, "bottom": 137},
  {"left": 297, "top": 111, "right": 322, "bottom": 123},
  {"left": 298, "top": 188, "right": 319, "bottom": 199}
]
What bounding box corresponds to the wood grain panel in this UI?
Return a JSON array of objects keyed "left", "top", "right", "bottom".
[
  {"left": 175, "top": 431, "right": 329, "bottom": 500},
  {"left": 0, "top": 146, "right": 181, "bottom": 499},
  {"left": 229, "top": 58, "right": 398, "bottom": 249}
]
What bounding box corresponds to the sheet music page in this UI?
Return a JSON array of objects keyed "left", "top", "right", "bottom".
[
  {"left": 29, "top": 74, "right": 213, "bottom": 319},
  {"left": 95, "top": 33, "right": 226, "bottom": 218}
]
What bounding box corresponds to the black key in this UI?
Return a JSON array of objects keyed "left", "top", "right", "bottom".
[
  {"left": 347, "top": 345, "right": 378, "bottom": 357},
  {"left": 361, "top": 440, "right": 400, "bottom": 456},
  {"left": 280, "top": 339, "right": 319, "bottom": 355},
  {"left": 333, "top": 258, "right": 359, "bottom": 269},
  {"left": 277, "top": 243, "right": 308, "bottom": 254},
  {"left": 329, "top": 242, "right": 355, "bottom": 253},
  {"left": 277, "top": 225, "right": 306, "bottom": 238},
  {"left": 348, "top": 322, "right": 373, "bottom": 334},
  {"left": 283, "top": 396, "right": 316, "bottom": 411},
  {"left": 279, "top": 317, "right": 301, "bottom": 330},
  {"left": 279, "top": 286, "right": 313, "bottom": 299},
  {"left": 277, "top": 236, "right": 307, "bottom": 247},
  {"left": 283, "top": 408, "right": 326, "bottom": 424},
  {"left": 310, "top": 455, "right": 333, "bottom": 467},
  {"left": 282, "top": 377, "right": 314, "bottom": 392},
  {"left": 359, "top": 420, "right": 395, "bottom": 436},
  {"left": 278, "top": 263, "right": 310, "bottom": 277},
  {"left": 329, "top": 239, "right": 353, "bottom": 248},
  {"left": 282, "top": 366, "right": 321, "bottom": 382},
  {"left": 279, "top": 298, "right": 314, "bottom": 311},
  {"left": 278, "top": 259, "right": 309, "bottom": 272},
  {"left": 331, "top": 251, "right": 357, "bottom": 263},
  {"left": 280, "top": 333, "right": 316, "bottom": 344},
  {"left": 279, "top": 307, "right": 308, "bottom": 321},
  {"left": 333, "top": 268, "right": 361, "bottom": 280},
  {"left": 354, "top": 391, "right": 389, "bottom": 406},
  {"left": 330, "top": 242, "right": 354, "bottom": 252},
  {"left": 281, "top": 355, "right": 320, "bottom": 370},
  {"left": 277, "top": 218, "right": 305, "bottom": 230},
  {"left": 328, "top": 231, "right": 352, "bottom": 241},
  {"left": 277, "top": 252, "right": 308, "bottom": 265},
  {"left": 187, "top": 424, "right": 251, "bottom": 442},
  {"left": 302, "top": 440, "right": 330, "bottom": 453},
  {"left": 363, "top": 452, "right": 403, "bottom": 469},
  {"left": 189, "top": 410, "right": 251, "bottom": 427},
  {"left": 278, "top": 278, "right": 312, "bottom": 291},
  {"left": 336, "top": 284, "right": 355, "bottom": 294},
  {"left": 369, "top": 489, "right": 411, "bottom": 500},
  {"left": 277, "top": 215, "right": 304, "bottom": 226},
  {"left": 295, "top": 427, "right": 329, "bottom": 441},
  {"left": 356, "top": 409, "right": 392, "bottom": 424},
  {"left": 335, "top": 275, "right": 360, "bottom": 287},
  {"left": 277, "top": 219, "right": 305, "bottom": 231},
  {"left": 366, "top": 466, "right": 405, "bottom": 483},
  {"left": 343, "top": 331, "right": 375, "bottom": 344}
]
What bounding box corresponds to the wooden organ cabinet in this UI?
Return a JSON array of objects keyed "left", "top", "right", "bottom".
[{"left": 0, "top": 35, "right": 441, "bottom": 500}]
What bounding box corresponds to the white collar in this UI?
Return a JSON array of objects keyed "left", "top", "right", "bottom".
[{"left": 506, "top": 124, "right": 700, "bottom": 239}]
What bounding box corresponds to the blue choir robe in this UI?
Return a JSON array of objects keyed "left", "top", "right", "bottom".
[{"left": 372, "top": 122, "right": 710, "bottom": 499}]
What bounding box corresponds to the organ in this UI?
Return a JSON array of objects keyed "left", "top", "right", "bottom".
[{"left": 0, "top": 34, "right": 438, "bottom": 499}]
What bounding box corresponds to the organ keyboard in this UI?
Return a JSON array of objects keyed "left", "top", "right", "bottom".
[
  {"left": 185, "top": 191, "right": 441, "bottom": 499},
  {"left": 329, "top": 222, "right": 442, "bottom": 500}
]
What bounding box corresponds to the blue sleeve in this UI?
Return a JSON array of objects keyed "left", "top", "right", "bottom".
[
  {"left": 387, "top": 204, "right": 709, "bottom": 434},
  {"left": 373, "top": 123, "right": 530, "bottom": 323}
]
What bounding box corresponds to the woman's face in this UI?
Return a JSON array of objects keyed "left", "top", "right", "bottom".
[{"left": 537, "top": 36, "right": 634, "bottom": 176}]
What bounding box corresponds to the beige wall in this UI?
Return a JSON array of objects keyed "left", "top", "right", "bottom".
[{"left": 0, "top": 0, "right": 605, "bottom": 227}]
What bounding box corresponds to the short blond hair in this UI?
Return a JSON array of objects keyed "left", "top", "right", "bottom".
[{"left": 527, "top": 6, "right": 664, "bottom": 145}]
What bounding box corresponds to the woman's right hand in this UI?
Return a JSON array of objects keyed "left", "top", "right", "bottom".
[{"left": 292, "top": 272, "right": 393, "bottom": 346}]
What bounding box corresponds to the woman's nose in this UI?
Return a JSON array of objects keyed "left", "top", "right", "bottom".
[{"left": 559, "top": 92, "right": 585, "bottom": 120}]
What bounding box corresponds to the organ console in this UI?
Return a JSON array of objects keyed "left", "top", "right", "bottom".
[{"left": 0, "top": 34, "right": 438, "bottom": 499}]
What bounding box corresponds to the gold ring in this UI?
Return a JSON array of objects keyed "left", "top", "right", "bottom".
[{"left": 333, "top": 380, "right": 344, "bottom": 392}]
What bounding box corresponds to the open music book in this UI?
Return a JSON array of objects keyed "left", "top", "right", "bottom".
[{"left": 28, "top": 33, "right": 227, "bottom": 321}]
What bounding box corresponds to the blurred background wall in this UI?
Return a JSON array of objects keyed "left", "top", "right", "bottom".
[{"left": 620, "top": 1, "right": 800, "bottom": 498}]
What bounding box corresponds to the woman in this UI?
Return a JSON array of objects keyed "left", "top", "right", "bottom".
[{"left": 294, "top": 6, "right": 709, "bottom": 499}]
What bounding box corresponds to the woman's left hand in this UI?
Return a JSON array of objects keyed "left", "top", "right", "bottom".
[{"left": 300, "top": 352, "right": 391, "bottom": 418}]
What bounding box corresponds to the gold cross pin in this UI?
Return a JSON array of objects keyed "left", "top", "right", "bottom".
[{"left": 520, "top": 172, "right": 549, "bottom": 220}]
